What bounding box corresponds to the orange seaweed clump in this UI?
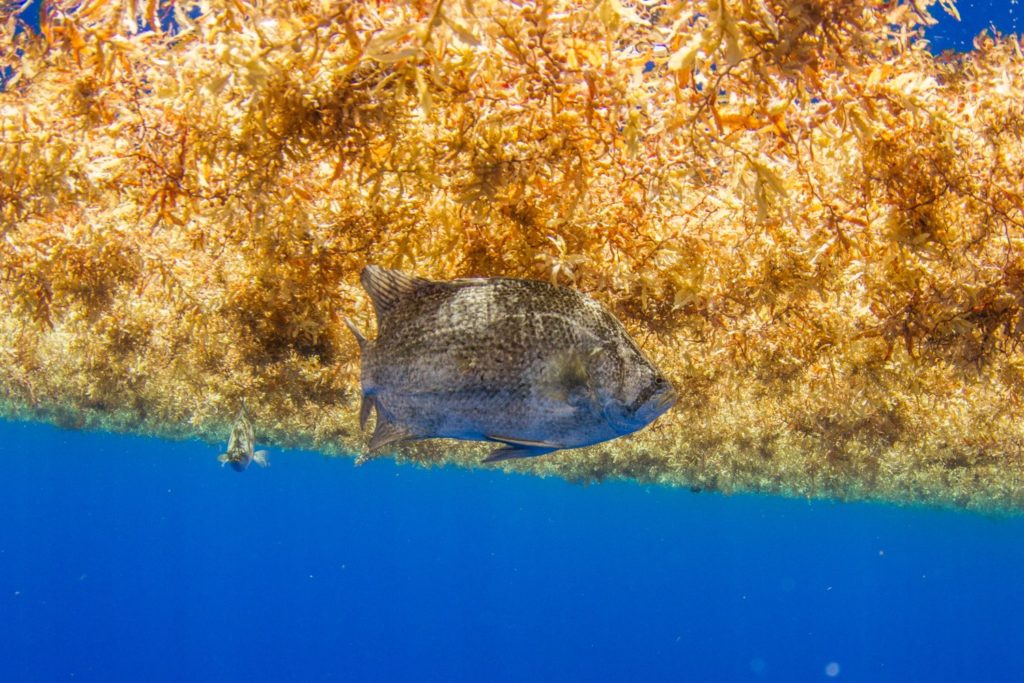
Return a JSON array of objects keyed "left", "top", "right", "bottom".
[{"left": 1, "top": 1, "right": 1024, "bottom": 511}]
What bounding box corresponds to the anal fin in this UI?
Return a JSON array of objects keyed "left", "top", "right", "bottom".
[
  {"left": 368, "top": 418, "right": 413, "bottom": 453},
  {"left": 482, "top": 435, "right": 560, "bottom": 463},
  {"left": 482, "top": 444, "right": 558, "bottom": 463}
]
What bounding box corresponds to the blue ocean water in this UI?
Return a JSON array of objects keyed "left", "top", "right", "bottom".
[
  {"left": 3, "top": 420, "right": 1024, "bottom": 682},
  {"left": 4, "top": 4, "right": 1024, "bottom": 682},
  {"left": 3, "top": 419, "right": 1024, "bottom": 682},
  {"left": 929, "top": 0, "right": 1021, "bottom": 50}
]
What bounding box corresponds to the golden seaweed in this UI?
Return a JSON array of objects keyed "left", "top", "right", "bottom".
[{"left": 1, "top": 1, "right": 1023, "bottom": 511}]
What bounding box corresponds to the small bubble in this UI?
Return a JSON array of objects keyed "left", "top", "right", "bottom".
[{"left": 825, "top": 661, "right": 840, "bottom": 677}]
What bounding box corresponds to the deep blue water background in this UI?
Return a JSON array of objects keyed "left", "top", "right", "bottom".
[
  {"left": 3, "top": 3, "right": 1024, "bottom": 681},
  {"left": 2, "top": 419, "right": 1024, "bottom": 679},
  {"left": 3, "top": 420, "right": 1024, "bottom": 682}
]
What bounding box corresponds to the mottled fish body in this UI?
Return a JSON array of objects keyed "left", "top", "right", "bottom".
[
  {"left": 218, "top": 404, "right": 269, "bottom": 472},
  {"left": 346, "top": 266, "right": 676, "bottom": 462}
]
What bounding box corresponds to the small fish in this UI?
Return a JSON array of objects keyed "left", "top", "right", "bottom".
[
  {"left": 345, "top": 265, "right": 676, "bottom": 463},
  {"left": 218, "top": 403, "right": 269, "bottom": 472}
]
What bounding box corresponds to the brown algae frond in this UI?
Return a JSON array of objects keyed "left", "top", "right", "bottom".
[{"left": 1, "top": 1, "right": 1024, "bottom": 511}]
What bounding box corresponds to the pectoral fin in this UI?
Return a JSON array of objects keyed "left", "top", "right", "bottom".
[
  {"left": 482, "top": 435, "right": 560, "bottom": 463},
  {"left": 541, "top": 349, "right": 597, "bottom": 408},
  {"left": 252, "top": 450, "right": 270, "bottom": 467}
]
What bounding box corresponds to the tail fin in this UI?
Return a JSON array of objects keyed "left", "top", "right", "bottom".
[
  {"left": 358, "top": 394, "right": 374, "bottom": 430},
  {"left": 344, "top": 317, "right": 374, "bottom": 429}
]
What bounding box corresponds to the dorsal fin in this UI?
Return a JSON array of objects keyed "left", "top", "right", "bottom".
[
  {"left": 343, "top": 317, "right": 366, "bottom": 351},
  {"left": 360, "top": 265, "right": 434, "bottom": 327}
]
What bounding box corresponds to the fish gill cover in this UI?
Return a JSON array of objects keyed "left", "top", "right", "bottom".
[{"left": 0, "top": 0, "right": 1022, "bottom": 511}]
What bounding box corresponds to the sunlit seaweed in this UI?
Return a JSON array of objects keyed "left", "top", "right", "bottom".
[{"left": 1, "top": 0, "right": 1023, "bottom": 511}]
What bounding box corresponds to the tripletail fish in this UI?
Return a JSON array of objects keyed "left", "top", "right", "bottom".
[{"left": 345, "top": 265, "right": 676, "bottom": 463}]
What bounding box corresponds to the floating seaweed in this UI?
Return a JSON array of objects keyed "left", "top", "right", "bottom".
[{"left": 1, "top": 1, "right": 1023, "bottom": 511}]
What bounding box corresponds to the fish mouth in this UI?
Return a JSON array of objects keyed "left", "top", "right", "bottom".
[{"left": 654, "top": 385, "right": 677, "bottom": 412}]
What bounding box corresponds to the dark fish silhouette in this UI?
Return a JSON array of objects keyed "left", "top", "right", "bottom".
[
  {"left": 345, "top": 266, "right": 676, "bottom": 463},
  {"left": 218, "top": 403, "right": 269, "bottom": 472}
]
